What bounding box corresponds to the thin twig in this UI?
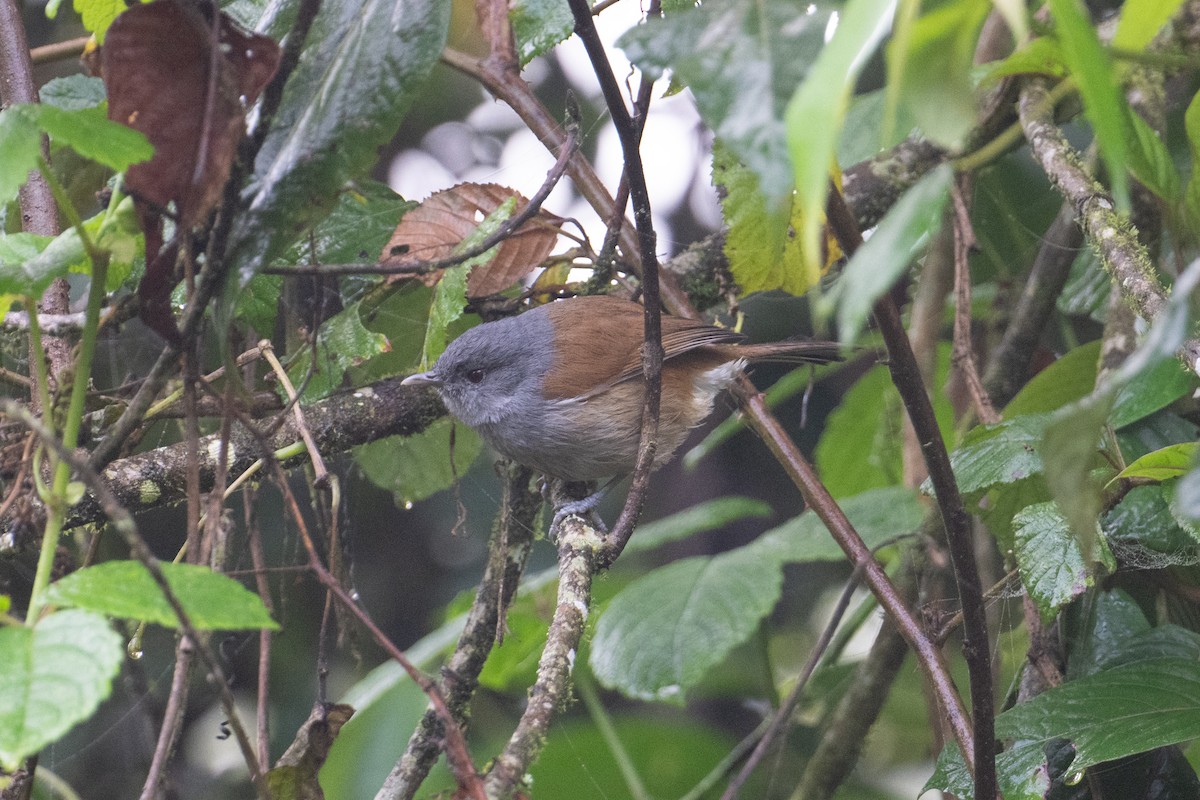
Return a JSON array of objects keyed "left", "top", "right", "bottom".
[
  {"left": 245, "top": 491, "right": 274, "bottom": 769},
  {"left": 824, "top": 186, "right": 996, "bottom": 800},
  {"left": 721, "top": 564, "right": 865, "bottom": 800},
  {"left": 260, "top": 340, "right": 329, "bottom": 485},
  {"left": 2, "top": 402, "right": 268, "bottom": 797},
  {"left": 29, "top": 35, "right": 89, "bottom": 65},
  {"left": 564, "top": 0, "right": 664, "bottom": 564},
  {"left": 949, "top": 176, "right": 999, "bottom": 425}
]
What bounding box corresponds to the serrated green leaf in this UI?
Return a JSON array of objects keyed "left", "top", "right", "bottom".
[
  {"left": 1113, "top": 443, "right": 1200, "bottom": 484},
  {"left": 511, "top": 0, "right": 575, "bottom": 65},
  {"left": 354, "top": 417, "right": 483, "bottom": 506},
  {"left": 1003, "top": 340, "right": 1100, "bottom": 418},
  {"left": 226, "top": 0, "right": 448, "bottom": 286},
  {"left": 1106, "top": 484, "right": 1200, "bottom": 553},
  {"left": 45, "top": 561, "right": 279, "bottom": 630},
  {"left": 824, "top": 163, "right": 953, "bottom": 344},
  {"left": 590, "top": 548, "right": 785, "bottom": 701},
  {"left": 38, "top": 75, "right": 107, "bottom": 111},
  {"left": 886, "top": 0, "right": 990, "bottom": 149},
  {"left": 277, "top": 179, "right": 414, "bottom": 267},
  {"left": 1047, "top": 0, "right": 1129, "bottom": 208},
  {"left": 1012, "top": 501, "right": 1099, "bottom": 620},
  {"left": 287, "top": 301, "right": 390, "bottom": 401},
  {"left": 786, "top": 0, "right": 895, "bottom": 283},
  {"left": 944, "top": 413, "right": 1051, "bottom": 497},
  {"left": 624, "top": 496, "right": 774, "bottom": 554},
  {"left": 998, "top": 658, "right": 1200, "bottom": 772},
  {"left": 0, "top": 610, "right": 123, "bottom": 770},
  {"left": 1112, "top": 0, "right": 1187, "bottom": 52},
  {"left": 713, "top": 141, "right": 816, "bottom": 296},
  {"left": 618, "top": 0, "right": 833, "bottom": 202},
  {"left": 19, "top": 104, "right": 152, "bottom": 172}
]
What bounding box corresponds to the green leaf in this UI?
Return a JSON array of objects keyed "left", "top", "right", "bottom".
[
  {"left": 996, "top": 658, "right": 1200, "bottom": 772},
  {"left": 286, "top": 302, "right": 390, "bottom": 401},
  {"left": 824, "top": 163, "right": 953, "bottom": 344},
  {"left": 749, "top": 485, "right": 925, "bottom": 563},
  {"left": 354, "top": 418, "right": 483, "bottom": 506},
  {"left": 1185, "top": 90, "right": 1200, "bottom": 231},
  {"left": 0, "top": 610, "right": 123, "bottom": 770},
  {"left": 785, "top": 0, "right": 895, "bottom": 282},
  {"left": 624, "top": 496, "right": 773, "bottom": 554},
  {"left": 511, "top": 0, "right": 575, "bottom": 65},
  {"left": 712, "top": 141, "right": 817, "bottom": 296},
  {"left": 1012, "top": 501, "right": 1101, "bottom": 620},
  {"left": 1110, "top": 357, "right": 1198, "bottom": 429},
  {"left": 1106, "top": 483, "right": 1200, "bottom": 554},
  {"left": 943, "top": 413, "right": 1051, "bottom": 497},
  {"left": 276, "top": 179, "right": 414, "bottom": 267},
  {"left": 38, "top": 75, "right": 107, "bottom": 111},
  {"left": 424, "top": 264, "right": 469, "bottom": 367},
  {"left": 1065, "top": 588, "right": 1150, "bottom": 679},
  {"left": 1112, "top": 0, "right": 1187, "bottom": 52},
  {"left": 590, "top": 548, "right": 785, "bottom": 701},
  {"left": 1122, "top": 107, "right": 1180, "bottom": 202},
  {"left": 590, "top": 487, "right": 923, "bottom": 700},
  {"left": 45, "top": 561, "right": 279, "bottom": 630},
  {"left": 817, "top": 343, "right": 954, "bottom": 497},
  {"left": 982, "top": 37, "right": 1066, "bottom": 82},
  {"left": 0, "top": 106, "right": 43, "bottom": 204},
  {"left": 886, "top": 0, "right": 990, "bottom": 149},
  {"left": 19, "top": 104, "right": 153, "bottom": 172},
  {"left": 1046, "top": 0, "right": 1130, "bottom": 208},
  {"left": 618, "top": 0, "right": 834, "bottom": 202},
  {"left": 72, "top": 0, "right": 128, "bottom": 42},
  {"left": 1003, "top": 340, "right": 1100, "bottom": 418},
  {"left": 1113, "top": 443, "right": 1200, "bottom": 483},
  {"left": 226, "top": 0, "right": 449, "bottom": 285}
]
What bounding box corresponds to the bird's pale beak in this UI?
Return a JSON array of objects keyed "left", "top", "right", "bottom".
[{"left": 401, "top": 371, "right": 442, "bottom": 388}]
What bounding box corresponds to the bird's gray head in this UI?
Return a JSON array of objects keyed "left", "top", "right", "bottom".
[{"left": 400, "top": 309, "right": 554, "bottom": 428}]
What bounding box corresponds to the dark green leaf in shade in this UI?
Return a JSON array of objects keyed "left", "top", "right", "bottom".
[
  {"left": 1117, "top": 410, "right": 1200, "bottom": 463},
  {"left": 818, "top": 343, "right": 953, "bottom": 498},
  {"left": 1057, "top": 248, "right": 1110, "bottom": 320},
  {"left": 1012, "top": 501, "right": 1105, "bottom": 620},
  {"left": 1003, "top": 341, "right": 1100, "bottom": 419},
  {"left": 1110, "top": 358, "right": 1199, "bottom": 429},
  {"left": 0, "top": 610, "right": 124, "bottom": 770},
  {"left": 1123, "top": 107, "right": 1180, "bottom": 203},
  {"left": 354, "top": 418, "right": 483, "bottom": 507},
  {"left": 226, "top": 0, "right": 449, "bottom": 285},
  {"left": 1065, "top": 588, "right": 1151, "bottom": 679},
  {"left": 38, "top": 75, "right": 107, "bottom": 111},
  {"left": 785, "top": 0, "right": 895, "bottom": 280},
  {"left": 235, "top": 274, "right": 283, "bottom": 338},
  {"left": 44, "top": 561, "right": 279, "bottom": 630},
  {"left": 510, "top": 0, "right": 575, "bottom": 64},
  {"left": 1046, "top": 0, "right": 1130, "bottom": 208},
  {"left": 624, "top": 496, "right": 773, "bottom": 554},
  {"left": 885, "top": 0, "right": 989, "bottom": 149},
  {"left": 619, "top": 0, "right": 832, "bottom": 202},
  {"left": 970, "top": 152, "right": 1062, "bottom": 283},
  {"left": 276, "top": 180, "right": 414, "bottom": 267},
  {"left": 1105, "top": 484, "right": 1200, "bottom": 556},
  {"left": 824, "top": 163, "right": 953, "bottom": 344},
  {"left": 590, "top": 487, "right": 922, "bottom": 700}
]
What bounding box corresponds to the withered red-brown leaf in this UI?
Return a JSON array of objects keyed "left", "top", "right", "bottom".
[
  {"left": 101, "top": 0, "right": 280, "bottom": 343},
  {"left": 380, "top": 183, "right": 564, "bottom": 298},
  {"left": 102, "top": 0, "right": 280, "bottom": 225}
]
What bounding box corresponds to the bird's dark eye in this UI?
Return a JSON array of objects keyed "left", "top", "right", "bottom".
[{"left": 466, "top": 368, "right": 485, "bottom": 384}]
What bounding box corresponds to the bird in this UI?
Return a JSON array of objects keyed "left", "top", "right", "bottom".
[{"left": 401, "top": 295, "right": 842, "bottom": 520}]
